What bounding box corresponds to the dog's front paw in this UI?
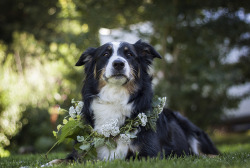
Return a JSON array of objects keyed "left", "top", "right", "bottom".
[{"left": 41, "top": 159, "right": 65, "bottom": 167}]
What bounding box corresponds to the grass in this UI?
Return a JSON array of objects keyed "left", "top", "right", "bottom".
[{"left": 1, "top": 133, "right": 250, "bottom": 168}]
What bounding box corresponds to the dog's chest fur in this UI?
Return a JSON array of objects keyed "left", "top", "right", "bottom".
[{"left": 91, "top": 84, "right": 134, "bottom": 160}]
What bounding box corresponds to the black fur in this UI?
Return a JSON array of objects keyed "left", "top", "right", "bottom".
[{"left": 66, "top": 40, "right": 218, "bottom": 161}]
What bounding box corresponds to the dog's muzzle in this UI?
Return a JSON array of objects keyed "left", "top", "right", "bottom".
[{"left": 103, "top": 59, "right": 131, "bottom": 85}]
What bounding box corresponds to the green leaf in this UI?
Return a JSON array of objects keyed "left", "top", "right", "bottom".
[
  {"left": 129, "top": 134, "right": 137, "bottom": 139},
  {"left": 79, "top": 143, "right": 90, "bottom": 151},
  {"left": 84, "top": 147, "right": 97, "bottom": 160},
  {"left": 93, "top": 138, "right": 105, "bottom": 148},
  {"left": 63, "top": 119, "right": 68, "bottom": 124},
  {"left": 57, "top": 124, "right": 62, "bottom": 131},
  {"left": 152, "top": 96, "right": 161, "bottom": 107},
  {"left": 105, "top": 139, "right": 116, "bottom": 149},
  {"left": 77, "top": 115, "right": 81, "bottom": 120},
  {"left": 69, "top": 117, "right": 74, "bottom": 121},
  {"left": 53, "top": 131, "right": 57, "bottom": 137},
  {"left": 77, "top": 136, "right": 85, "bottom": 142},
  {"left": 57, "top": 119, "right": 81, "bottom": 144}
]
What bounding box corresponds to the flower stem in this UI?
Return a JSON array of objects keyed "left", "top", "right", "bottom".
[{"left": 45, "top": 141, "right": 59, "bottom": 159}]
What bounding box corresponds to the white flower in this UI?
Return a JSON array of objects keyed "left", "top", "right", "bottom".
[
  {"left": 75, "top": 101, "right": 84, "bottom": 115},
  {"left": 71, "top": 99, "right": 75, "bottom": 103},
  {"left": 138, "top": 113, "right": 147, "bottom": 126},
  {"left": 111, "top": 126, "right": 120, "bottom": 136},
  {"left": 78, "top": 101, "right": 84, "bottom": 108},
  {"left": 163, "top": 97, "right": 167, "bottom": 102},
  {"left": 158, "top": 97, "right": 167, "bottom": 113},
  {"left": 75, "top": 106, "right": 81, "bottom": 115},
  {"left": 77, "top": 136, "right": 85, "bottom": 142},
  {"left": 119, "top": 134, "right": 131, "bottom": 144},
  {"left": 100, "top": 123, "right": 109, "bottom": 137},
  {"left": 101, "top": 124, "right": 111, "bottom": 137},
  {"left": 100, "top": 119, "right": 120, "bottom": 137},
  {"left": 101, "top": 128, "right": 111, "bottom": 137},
  {"left": 110, "top": 119, "right": 118, "bottom": 126},
  {"left": 69, "top": 106, "right": 76, "bottom": 118}
]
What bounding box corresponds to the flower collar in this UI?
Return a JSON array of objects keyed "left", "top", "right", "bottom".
[{"left": 47, "top": 96, "right": 166, "bottom": 160}]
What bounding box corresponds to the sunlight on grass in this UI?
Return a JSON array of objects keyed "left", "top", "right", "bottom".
[
  {"left": 0, "top": 147, "right": 10, "bottom": 157},
  {"left": 212, "top": 132, "right": 250, "bottom": 154},
  {"left": 219, "top": 143, "right": 250, "bottom": 153}
]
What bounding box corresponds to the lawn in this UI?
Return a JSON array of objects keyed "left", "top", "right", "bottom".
[{"left": 1, "top": 133, "right": 250, "bottom": 168}]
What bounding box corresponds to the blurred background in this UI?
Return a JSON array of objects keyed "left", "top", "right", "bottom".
[{"left": 0, "top": 0, "right": 249, "bottom": 157}]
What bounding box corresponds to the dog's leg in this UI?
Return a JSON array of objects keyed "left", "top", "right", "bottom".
[
  {"left": 41, "top": 149, "right": 80, "bottom": 167},
  {"left": 41, "top": 159, "right": 65, "bottom": 167}
]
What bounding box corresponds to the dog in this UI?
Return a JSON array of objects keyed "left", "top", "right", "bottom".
[{"left": 47, "top": 40, "right": 218, "bottom": 165}]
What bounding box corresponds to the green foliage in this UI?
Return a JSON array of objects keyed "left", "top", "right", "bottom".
[
  {"left": 146, "top": 96, "right": 166, "bottom": 132},
  {"left": 56, "top": 118, "right": 85, "bottom": 144},
  {"left": 0, "top": 30, "right": 83, "bottom": 151},
  {"left": 0, "top": 0, "right": 60, "bottom": 44},
  {"left": 140, "top": 1, "right": 250, "bottom": 128},
  {"left": 0, "top": 0, "right": 85, "bottom": 151},
  {"left": 9, "top": 106, "right": 54, "bottom": 153}
]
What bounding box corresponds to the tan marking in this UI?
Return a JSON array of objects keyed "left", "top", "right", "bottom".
[
  {"left": 124, "top": 79, "right": 137, "bottom": 94},
  {"left": 107, "top": 45, "right": 112, "bottom": 50},
  {"left": 94, "top": 64, "right": 97, "bottom": 79},
  {"left": 138, "top": 68, "right": 140, "bottom": 78},
  {"left": 98, "top": 80, "right": 107, "bottom": 91},
  {"left": 98, "top": 68, "right": 107, "bottom": 91}
]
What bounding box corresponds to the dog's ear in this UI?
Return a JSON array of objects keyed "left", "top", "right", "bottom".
[
  {"left": 75, "top": 47, "right": 96, "bottom": 66},
  {"left": 134, "top": 40, "right": 162, "bottom": 60}
]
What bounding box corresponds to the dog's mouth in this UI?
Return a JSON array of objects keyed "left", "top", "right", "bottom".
[
  {"left": 111, "top": 73, "right": 128, "bottom": 79},
  {"left": 103, "top": 73, "right": 130, "bottom": 85}
]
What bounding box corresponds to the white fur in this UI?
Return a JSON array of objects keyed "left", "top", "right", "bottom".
[
  {"left": 91, "top": 84, "right": 134, "bottom": 160},
  {"left": 188, "top": 136, "right": 200, "bottom": 155},
  {"left": 105, "top": 42, "right": 131, "bottom": 82},
  {"left": 147, "top": 66, "right": 154, "bottom": 76},
  {"left": 92, "top": 84, "right": 133, "bottom": 129},
  {"left": 97, "top": 140, "right": 129, "bottom": 160}
]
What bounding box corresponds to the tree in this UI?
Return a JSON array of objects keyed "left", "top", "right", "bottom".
[
  {"left": 138, "top": 0, "right": 250, "bottom": 127},
  {"left": 0, "top": 0, "right": 144, "bottom": 153},
  {"left": 0, "top": 0, "right": 60, "bottom": 44}
]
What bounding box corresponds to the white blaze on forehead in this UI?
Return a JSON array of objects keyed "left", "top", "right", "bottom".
[
  {"left": 111, "top": 41, "right": 121, "bottom": 54},
  {"left": 104, "top": 42, "right": 131, "bottom": 83}
]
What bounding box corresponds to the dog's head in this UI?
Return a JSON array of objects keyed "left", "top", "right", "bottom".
[{"left": 76, "top": 40, "right": 161, "bottom": 90}]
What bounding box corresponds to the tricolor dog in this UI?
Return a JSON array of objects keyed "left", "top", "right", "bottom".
[{"left": 48, "top": 40, "right": 218, "bottom": 164}]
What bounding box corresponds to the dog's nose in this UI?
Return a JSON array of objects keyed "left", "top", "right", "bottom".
[{"left": 112, "top": 60, "right": 125, "bottom": 71}]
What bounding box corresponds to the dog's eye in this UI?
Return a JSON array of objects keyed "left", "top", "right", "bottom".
[
  {"left": 127, "top": 53, "right": 132, "bottom": 57},
  {"left": 103, "top": 52, "right": 110, "bottom": 57}
]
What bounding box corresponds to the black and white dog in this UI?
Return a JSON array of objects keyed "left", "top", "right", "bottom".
[{"left": 49, "top": 40, "right": 218, "bottom": 164}]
